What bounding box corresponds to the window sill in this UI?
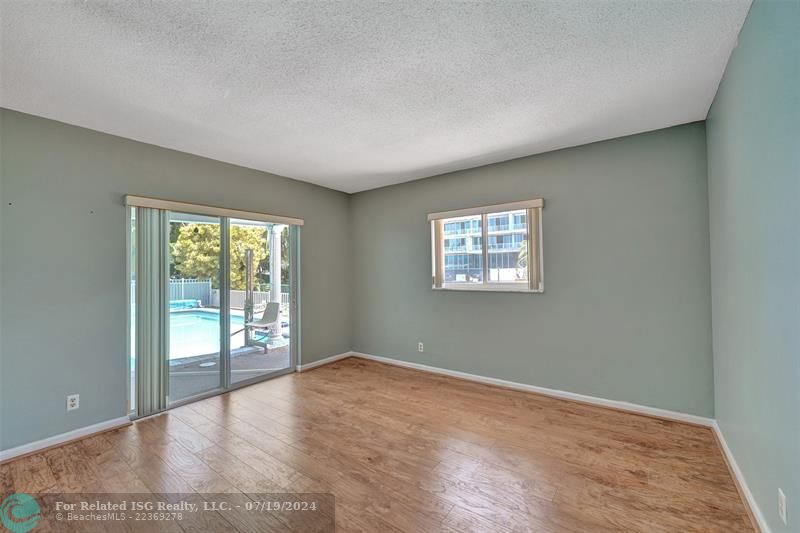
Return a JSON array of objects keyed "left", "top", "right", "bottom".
[{"left": 433, "top": 284, "right": 543, "bottom": 293}]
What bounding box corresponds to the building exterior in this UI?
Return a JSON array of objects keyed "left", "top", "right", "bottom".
[{"left": 442, "top": 209, "right": 528, "bottom": 282}]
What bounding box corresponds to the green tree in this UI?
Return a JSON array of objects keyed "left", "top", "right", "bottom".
[
  {"left": 230, "top": 226, "right": 270, "bottom": 290},
  {"left": 517, "top": 238, "right": 528, "bottom": 270},
  {"left": 252, "top": 230, "right": 290, "bottom": 292},
  {"left": 515, "top": 239, "right": 533, "bottom": 281},
  {"left": 171, "top": 223, "right": 269, "bottom": 290}
]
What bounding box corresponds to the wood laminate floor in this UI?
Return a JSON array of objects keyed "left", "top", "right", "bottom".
[{"left": 1, "top": 357, "right": 754, "bottom": 532}]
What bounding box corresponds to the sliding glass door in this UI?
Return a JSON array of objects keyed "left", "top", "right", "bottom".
[
  {"left": 127, "top": 199, "right": 300, "bottom": 417},
  {"left": 168, "top": 212, "right": 223, "bottom": 404},
  {"left": 229, "top": 219, "right": 293, "bottom": 385}
]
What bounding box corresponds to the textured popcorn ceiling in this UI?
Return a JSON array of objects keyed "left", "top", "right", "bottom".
[{"left": 0, "top": 1, "right": 750, "bottom": 193}]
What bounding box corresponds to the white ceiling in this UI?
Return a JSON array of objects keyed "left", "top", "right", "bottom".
[{"left": 1, "top": 1, "right": 750, "bottom": 193}]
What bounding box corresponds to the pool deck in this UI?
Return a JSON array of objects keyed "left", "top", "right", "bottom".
[
  {"left": 132, "top": 343, "right": 292, "bottom": 404},
  {"left": 131, "top": 305, "right": 293, "bottom": 403}
]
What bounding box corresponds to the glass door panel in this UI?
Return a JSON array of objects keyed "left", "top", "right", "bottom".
[
  {"left": 229, "top": 219, "right": 292, "bottom": 384},
  {"left": 168, "top": 212, "right": 222, "bottom": 403}
]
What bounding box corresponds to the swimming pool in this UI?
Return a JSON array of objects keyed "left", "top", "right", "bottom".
[
  {"left": 170, "top": 309, "right": 232, "bottom": 359},
  {"left": 169, "top": 308, "right": 285, "bottom": 359},
  {"left": 131, "top": 308, "right": 284, "bottom": 366}
]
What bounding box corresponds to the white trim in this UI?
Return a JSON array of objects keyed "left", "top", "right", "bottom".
[
  {"left": 427, "top": 198, "right": 544, "bottom": 221},
  {"left": 712, "top": 421, "right": 770, "bottom": 533},
  {"left": 124, "top": 195, "right": 304, "bottom": 226},
  {"left": 431, "top": 203, "right": 544, "bottom": 293},
  {"left": 434, "top": 283, "right": 543, "bottom": 293},
  {"left": 296, "top": 351, "right": 353, "bottom": 372},
  {"left": 0, "top": 417, "right": 131, "bottom": 463},
  {"left": 350, "top": 352, "right": 714, "bottom": 427}
]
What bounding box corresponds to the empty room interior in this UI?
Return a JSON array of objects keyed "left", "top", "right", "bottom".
[{"left": 0, "top": 0, "right": 797, "bottom": 532}]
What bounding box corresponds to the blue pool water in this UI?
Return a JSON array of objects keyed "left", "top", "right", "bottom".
[
  {"left": 169, "top": 309, "right": 273, "bottom": 359},
  {"left": 131, "top": 309, "right": 278, "bottom": 368},
  {"left": 130, "top": 308, "right": 289, "bottom": 370},
  {"left": 170, "top": 309, "right": 232, "bottom": 359}
]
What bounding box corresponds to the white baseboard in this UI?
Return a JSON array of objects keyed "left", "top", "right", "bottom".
[
  {"left": 296, "top": 351, "right": 353, "bottom": 372},
  {"left": 0, "top": 416, "right": 131, "bottom": 463},
  {"left": 350, "top": 352, "right": 714, "bottom": 427},
  {"left": 712, "top": 421, "right": 770, "bottom": 533}
]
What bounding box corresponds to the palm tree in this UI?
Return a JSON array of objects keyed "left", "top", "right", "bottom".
[{"left": 516, "top": 239, "right": 528, "bottom": 280}]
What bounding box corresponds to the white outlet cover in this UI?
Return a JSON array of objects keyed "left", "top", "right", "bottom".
[
  {"left": 66, "top": 394, "right": 80, "bottom": 411},
  {"left": 418, "top": 343, "right": 424, "bottom": 352}
]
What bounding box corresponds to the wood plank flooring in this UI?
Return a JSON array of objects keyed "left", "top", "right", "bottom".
[{"left": 1, "top": 357, "right": 754, "bottom": 532}]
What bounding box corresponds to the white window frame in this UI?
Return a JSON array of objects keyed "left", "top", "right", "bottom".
[{"left": 429, "top": 199, "right": 543, "bottom": 293}]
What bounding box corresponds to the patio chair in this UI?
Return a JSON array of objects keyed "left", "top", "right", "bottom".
[{"left": 245, "top": 302, "right": 280, "bottom": 353}]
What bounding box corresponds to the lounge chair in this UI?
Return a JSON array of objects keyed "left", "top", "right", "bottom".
[{"left": 245, "top": 302, "right": 280, "bottom": 353}]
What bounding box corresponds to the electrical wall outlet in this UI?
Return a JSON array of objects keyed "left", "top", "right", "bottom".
[
  {"left": 778, "top": 487, "right": 787, "bottom": 525},
  {"left": 418, "top": 342, "right": 424, "bottom": 352},
  {"left": 66, "top": 394, "right": 80, "bottom": 411}
]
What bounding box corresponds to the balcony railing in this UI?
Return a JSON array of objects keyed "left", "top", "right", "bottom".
[
  {"left": 488, "top": 242, "right": 522, "bottom": 251},
  {"left": 487, "top": 224, "right": 527, "bottom": 233},
  {"left": 444, "top": 227, "right": 481, "bottom": 235},
  {"left": 444, "top": 243, "right": 522, "bottom": 252}
]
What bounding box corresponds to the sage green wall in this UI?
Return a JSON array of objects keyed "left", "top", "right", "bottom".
[
  {"left": 0, "top": 109, "right": 352, "bottom": 450},
  {"left": 706, "top": 0, "right": 800, "bottom": 530},
  {"left": 351, "top": 123, "right": 714, "bottom": 416}
]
